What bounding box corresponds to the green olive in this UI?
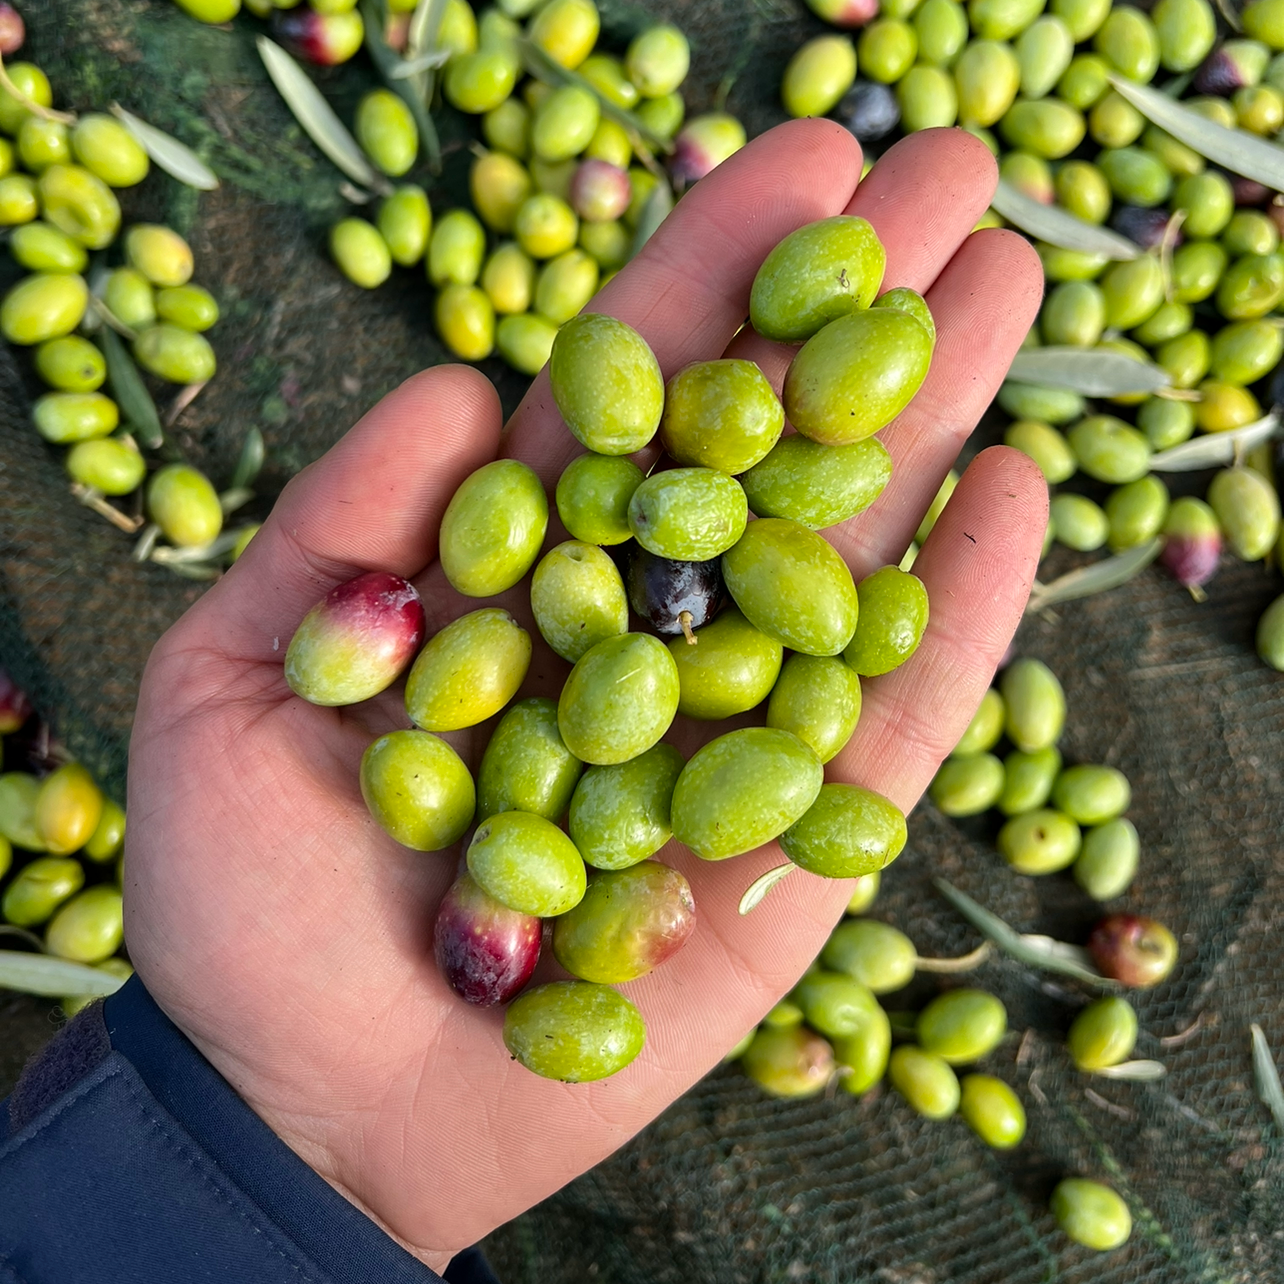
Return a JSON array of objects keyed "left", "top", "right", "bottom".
[
  {"left": 0, "top": 173, "right": 39, "bottom": 224},
  {"left": 32, "top": 391, "right": 119, "bottom": 444},
  {"left": 858, "top": 20, "right": 919, "bottom": 84},
  {"left": 0, "top": 63, "right": 53, "bottom": 136},
  {"left": 496, "top": 312, "right": 558, "bottom": 374},
  {"left": 16, "top": 116, "right": 70, "bottom": 172},
  {"left": 173, "top": 0, "right": 242, "bottom": 19},
  {"left": 997, "top": 807, "right": 1082, "bottom": 873},
  {"left": 558, "top": 633, "right": 679, "bottom": 765},
  {"left": 843, "top": 566, "right": 929, "bottom": 676},
  {"left": 740, "top": 435, "right": 891, "bottom": 531},
  {"left": 1132, "top": 299, "right": 1193, "bottom": 347},
  {"left": 1005, "top": 419, "right": 1078, "bottom": 483},
  {"left": 954, "top": 40, "right": 1021, "bottom": 128},
  {"left": 668, "top": 606, "right": 782, "bottom": 720},
  {"left": 783, "top": 36, "right": 857, "bottom": 118},
  {"left": 475, "top": 697, "right": 582, "bottom": 824},
  {"left": 1068, "top": 995, "right": 1138, "bottom": 1071},
  {"left": 741, "top": 1024, "right": 834, "bottom": 1098},
  {"left": 1037, "top": 243, "right": 1110, "bottom": 282},
  {"left": 1040, "top": 280, "right": 1105, "bottom": 348},
  {"left": 1052, "top": 1178, "right": 1132, "bottom": 1250},
  {"left": 1051, "top": 492, "right": 1108, "bottom": 551},
  {"left": 532, "top": 84, "right": 600, "bottom": 162},
  {"left": 845, "top": 871, "right": 880, "bottom": 915},
  {"left": 1073, "top": 817, "right": 1140, "bottom": 900},
  {"left": 999, "top": 745, "right": 1062, "bottom": 815},
  {"left": 0, "top": 774, "right": 46, "bottom": 850},
  {"left": 953, "top": 687, "right": 1004, "bottom": 755},
  {"left": 659, "top": 360, "right": 784, "bottom": 475},
  {"left": 102, "top": 267, "right": 156, "bottom": 331},
  {"left": 1211, "top": 318, "right": 1284, "bottom": 385},
  {"left": 360, "top": 730, "right": 475, "bottom": 850},
  {"left": 66, "top": 438, "right": 146, "bottom": 495},
  {"left": 823, "top": 918, "right": 917, "bottom": 993},
  {"left": 125, "top": 224, "right": 194, "bottom": 286},
  {"left": 765, "top": 653, "right": 862, "bottom": 764},
  {"left": 70, "top": 113, "right": 149, "bottom": 187},
  {"left": 1208, "top": 466, "right": 1280, "bottom": 560},
  {"left": 568, "top": 742, "right": 684, "bottom": 871},
  {"left": 999, "top": 98, "right": 1085, "bottom": 158},
  {"left": 578, "top": 53, "right": 639, "bottom": 109},
  {"left": 470, "top": 151, "right": 531, "bottom": 234},
  {"left": 149, "top": 464, "right": 223, "bottom": 547},
  {"left": 1066, "top": 415, "right": 1151, "bottom": 484},
  {"left": 577, "top": 218, "right": 630, "bottom": 270},
  {"left": 635, "top": 92, "right": 684, "bottom": 141},
  {"left": 1094, "top": 5, "right": 1160, "bottom": 80},
  {"left": 533, "top": 247, "right": 598, "bottom": 325},
  {"left": 528, "top": 0, "right": 599, "bottom": 70},
  {"left": 1137, "top": 396, "right": 1194, "bottom": 450},
  {"left": 35, "top": 335, "right": 106, "bottom": 392},
  {"left": 888, "top": 1045, "right": 960, "bottom": 1118},
  {"left": 513, "top": 192, "right": 579, "bottom": 260},
  {"left": 960, "top": 1074, "right": 1026, "bottom": 1147},
  {"left": 781, "top": 782, "right": 906, "bottom": 878},
  {"left": 917, "top": 988, "right": 1007, "bottom": 1064},
  {"left": 1, "top": 272, "right": 88, "bottom": 345},
  {"left": 45, "top": 886, "right": 123, "bottom": 963},
  {"left": 1105, "top": 474, "right": 1169, "bottom": 553},
  {"left": 930, "top": 753, "right": 1005, "bottom": 816},
  {"left": 796, "top": 970, "right": 884, "bottom": 1039},
  {"left": 626, "top": 23, "right": 689, "bottom": 96},
  {"left": 749, "top": 216, "right": 886, "bottom": 344},
  {"left": 428, "top": 208, "right": 485, "bottom": 286},
  {"left": 1244, "top": 0, "right": 1284, "bottom": 46},
  {"left": 1195, "top": 380, "right": 1261, "bottom": 432},
  {"left": 969, "top": 0, "right": 1044, "bottom": 39},
  {"left": 483, "top": 97, "right": 530, "bottom": 157},
  {"left": 1222, "top": 210, "right": 1280, "bottom": 258},
  {"left": 670, "top": 726, "right": 822, "bottom": 861},
  {"left": 1098, "top": 146, "right": 1170, "bottom": 207},
  {"left": 1173, "top": 172, "right": 1234, "bottom": 240},
  {"left": 549, "top": 312, "right": 664, "bottom": 455},
  {"left": 1143, "top": 125, "right": 1204, "bottom": 178},
  {"left": 833, "top": 1001, "right": 892, "bottom": 1095},
  {"left": 355, "top": 89, "right": 418, "bottom": 177},
  {"left": 1000, "top": 150, "right": 1054, "bottom": 203},
  {"left": 467, "top": 811, "right": 586, "bottom": 918},
  {"left": 530, "top": 541, "right": 628, "bottom": 663},
  {"left": 1153, "top": 0, "right": 1216, "bottom": 71},
  {"left": 443, "top": 48, "right": 520, "bottom": 114},
  {"left": 555, "top": 453, "right": 643, "bottom": 545},
  {"left": 3, "top": 857, "right": 85, "bottom": 926},
  {"left": 1216, "top": 252, "right": 1284, "bottom": 319},
  {"left": 627, "top": 467, "right": 747, "bottom": 562},
  {"left": 1256, "top": 594, "right": 1284, "bottom": 669},
  {"left": 134, "top": 324, "right": 217, "bottom": 384},
  {"left": 156, "top": 284, "right": 220, "bottom": 332},
  {"left": 1016, "top": 16, "right": 1074, "bottom": 98},
  {"left": 1057, "top": 53, "right": 1110, "bottom": 110},
  {"left": 480, "top": 243, "right": 535, "bottom": 316},
  {"left": 1001, "top": 657, "right": 1066, "bottom": 752},
  {"left": 915, "top": 0, "right": 969, "bottom": 65},
  {"left": 10, "top": 221, "right": 88, "bottom": 273}
]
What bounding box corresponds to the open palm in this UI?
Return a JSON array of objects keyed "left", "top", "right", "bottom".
[{"left": 123, "top": 120, "right": 1046, "bottom": 1273}]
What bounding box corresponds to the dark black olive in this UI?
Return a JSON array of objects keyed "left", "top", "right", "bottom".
[
  {"left": 835, "top": 81, "right": 900, "bottom": 143},
  {"left": 627, "top": 546, "right": 725, "bottom": 640}
]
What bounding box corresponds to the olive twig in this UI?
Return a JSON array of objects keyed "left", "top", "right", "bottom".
[
  {"left": 338, "top": 182, "right": 375, "bottom": 205},
  {"left": 913, "top": 941, "right": 993, "bottom": 973},
  {"left": 164, "top": 380, "right": 209, "bottom": 429},
  {"left": 1159, "top": 208, "right": 1186, "bottom": 304},
  {"left": 0, "top": 55, "right": 75, "bottom": 125},
  {"left": 150, "top": 530, "right": 243, "bottom": 564},
  {"left": 70, "top": 483, "right": 145, "bottom": 533}
]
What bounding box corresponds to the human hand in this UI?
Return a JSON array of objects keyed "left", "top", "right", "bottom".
[{"left": 123, "top": 119, "right": 1046, "bottom": 1273}]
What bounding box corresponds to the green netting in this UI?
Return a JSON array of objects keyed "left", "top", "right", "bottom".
[{"left": 5, "top": 1, "right": 1284, "bottom": 1281}]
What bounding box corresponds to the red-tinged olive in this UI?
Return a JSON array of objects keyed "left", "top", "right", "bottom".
[
  {"left": 670, "top": 113, "right": 746, "bottom": 190},
  {"left": 0, "top": 667, "right": 32, "bottom": 734},
  {"left": 433, "top": 871, "right": 541, "bottom": 1006},
  {"left": 1160, "top": 496, "right": 1221, "bottom": 590},
  {"left": 627, "top": 546, "right": 725, "bottom": 637},
  {"left": 1088, "top": 914, "right": 1179, "bottom": 987},
  {"left": 284, "top": 571, "right": 426, "bottom": 706},
  {"left": 1193, "top": 39, "right": 1269, "bottom": 95},
  {"left": 569, "top": 158, "right": 631, "bottom": 222},
  {"left": 0, "top": 3, "right": 23, "bottom": 54},
  {"left": 272, "top": 7, "right": 364, "bottom": 65},
  {"left": 1235, "top": 177, "right": 1272, "bottom": 206},
  {"left": 806, "top": 0, "right": 879, "bottom": 27}
]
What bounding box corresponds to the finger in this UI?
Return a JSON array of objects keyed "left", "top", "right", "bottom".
[
  {"left": 619, "top": 447, "right": 1049, "bottom": 1079},
  {"left": 824, "top": 227, "right": 1044, "bottom": 576},
  {"left": 502, "top": 118, "right": 865, "bottom": 486},
  {"left": 722, "top": 127, "right": 1001, "bottom": 386},
  {"left": 181, "top": 365, "right": 504, "bottom": 660}
]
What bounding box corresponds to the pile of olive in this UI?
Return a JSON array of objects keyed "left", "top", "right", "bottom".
[
  {"left": 0, "top": 43, "right": 253, "bottom": 564},
  {"left": 930, "top": 657, "right": 1145, "bottom": 900},
  {"left": 322, "top": 0, "right": 745, "bottom": 375},
  {"left": 0, "top": 668, "right": 132, "bottom": 1015},
  {"left": 283, "top": 214, "right": 936, "bottom": 1082}
]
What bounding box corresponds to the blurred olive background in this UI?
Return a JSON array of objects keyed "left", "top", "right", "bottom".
[{"left": 5, "top": 0, "right": 1284, "bottom": 1280}]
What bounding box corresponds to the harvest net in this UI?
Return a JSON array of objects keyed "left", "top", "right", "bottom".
[{"left": 4, "top": 1, "right": 1284, "bottom": 1280}]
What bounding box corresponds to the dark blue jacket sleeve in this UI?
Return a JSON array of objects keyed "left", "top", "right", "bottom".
[{"left": 0, "top": 976, "right": 499, "bottom": 1284}]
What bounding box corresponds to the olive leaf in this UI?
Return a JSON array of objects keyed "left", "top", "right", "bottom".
[
  {"left": 110, "top": 104, "right": 220, "bottom": 191},
  {"left": 387, "top": 48, "right": 452, "bottom": 77},
  {"left": 360, "top": 0, "right": 441, "bottom": 174},
  {"left": 1149, "top": 413, "right": 1280, "bottom": 472},
  {"left": 520, "top": 39, "right": 672, "bottom": 155},
  {"left": 256, "top": 37, "right": 389, "bottom": 194},
  {"left": 1026, "top": 538, "right": 1163, "bottom": 613},
  {"left": 990, "top": 180, "right": 1141, "bottom": 260},
  {"left": 230, "top": 427, "right": 266, "bottom": 491},
  {"left": 1007, "top": 346, "right": 1172, "bottom": 396},
  {"left": 739, "top": 862, "right": 794, "bottom": 915},
  {"left": 1251, "top": 1023, "right": 1284, "bottom": 1134},
  {"left": 0, "top": 949, "right": 128, "bottom": 999},
  {"left": 100, "top": 328, "right": 164, "bottom": 451},
  {"left": 933, "top": 878, "right": 1117, "bottom": 987},
  {"left": 631, "top": 178, "right": 674, "bottom": 259},
  {"left": 406, "top": 0, "right": 449, "bottom": 109},
  {"left": 1091, "top": 1060, "right": 1168, "bottom": 1081},
  {"left": 1109, "top": 74, "right": 1284, "bottom": 192}
]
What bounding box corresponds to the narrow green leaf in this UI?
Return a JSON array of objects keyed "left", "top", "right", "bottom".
[
  {"left": 257, "top": 37, "right": 387, "bottom": 193},
  {"left": 933, "top": 878, "right": 1115, "bottom": 986},
  {"left": 1092, "top": 1059, "right": 1168, "bottom": 1081},
  {"left": 110, "top": 104, "right": 220, "bottom": 191},
  {"left": 0, "top": 949, "right": 127, "bottom": 998},
  {"left": 520, "top": 39, "right": 672, "bottom": 155},
  {"left": 101, "top": 327, "right": 164, "bottom": 450},
  {"left": 630, "top": 178, "right": 673, "bottom": 259},
  {"left": 991, "top": 180, "right": 1141, "bottom": 260},
  {"left": 388, "top": 49, "right": 451, "bottom": 77},
  {"left": 407, "top": 0, "right": 449, "bottom": 113},
  {"left": 739, "top": 863, "right": 794, "bottom": 915},
  {"left": 230, "top": 427, "right": 266, "bottom": 491},
  {"left": 1007, "top": 346, "right": 1171, "bottom": 396},
  {"left": 1026, "top": 539, "right": 1163, "bottom": 613},
  {"left": 1150, "top": 413, "right": 1279, "bottom": 472},
  {"left": 1109, "top": 75, "right": 1284, "bottom": 191},
  {"left": 360, "top": 0, "right": 441, "bottom": 174},
  {"left": 1251, "top": 1023, "right": 1284, "bottom": 1134}
]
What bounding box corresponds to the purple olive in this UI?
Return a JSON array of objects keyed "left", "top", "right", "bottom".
[
  {"left": 627, "top": 546, "right": 725, "bottom": 639},
  {"left": 1110, "top": 205, "right": 1179, "bottom": 251},
  {"left": 0, "top": 667, "right": 32, "bottom": 734},
  {"left": 284, "top": 571, "right": 426, "bottom": 707},
  {"left": 272, "top": 7, "right": 364, "bottom": 66},
  {"left": 1088, "top": 914, "right": 1179, "bottom": 988},
  {"left": 1160, "top": 496, "right": 1221, "bottom": 591},
  {"left": 570, "top": 159, "right": 631, "bottom": 222},
  {"left": 433, "top": 872, "right": 542, "bottom": 1006}
]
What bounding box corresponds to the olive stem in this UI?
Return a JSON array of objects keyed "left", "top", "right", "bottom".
[
  {"left": 70, "top": 484, "right": 145, "bottom": 533},
  {"left": 0, "top": 56, "right": 76, "bottom": 125},
  {"left": 164, "top": 380, "right": 209, "bottom": 429},
  {"left": 679, "top": 610, "right": 697, "bottom": 645},
  {"left": 132, "top": 522, "right": 161, "bottom": 562},
  {"left": 87, "top": 295, "right": 139, "bottom": 343},
  {"left": 1187, "top": 583, "right": 1207, "bottom": 604},
  {"left": 914, "top": 941, "right": 993, "bottom": 973}
]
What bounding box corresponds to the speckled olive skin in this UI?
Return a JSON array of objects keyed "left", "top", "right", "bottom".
[
  {"left": 843, "top": 566, "right": 929, "bottom": 676},
  {"left": 765, "top": 654, "right": 862, "bottom": 763},
  {"left": 530, "top": 541, "right": 628, "bottom": 663},
  {"left": 823, "top": 918, "right": 916, "bottom": 993},
  {"left": 360, "top": 730, "right": 476, "bottom": 851},
  {"left": 668, "top": 606, "right": 783, "bottom": 720},
  {"left": 671, "top": 726, "right": 822, "bottom": 861},
  {"left": 659, "top": 360, "right": 785, "bottom": 474},
  {"left": 558, "top": 633, "right": 680, "bottom": 765},
  {"left": 722, "top": 518, "right": 859, "bottom": 657},
  {"left": 740, "top": 435, "right": 891, "bottom": 530},
  {"left": 750, "top": 216, "right": 886, "bottom": 343},
  {"left": 476, "top": 697, "right": 583, "bottom": 822},
  {"left": 780, "top": 783, "right": 906, "bottom": 878},
  {"left": 555, "top": 453, "right": 644, "bottom": 545},
  {"left": 549, "top": 313, "right": 664, "bottom": 455},
  {"left": 467, "top": 810, "right": 586, "bottom": 917},
  {"left": 433, "top": 872, "right": 541, "bottom": 1007},
  {"left": 285, "top": 572, "right": 425, "bottom": 707},
  {"left": 741, "top": 1024, "right": 834, "bottom": 1098},
  {"left": 784, "top": 308, "right": 932, "bottom": 444},
  {"left": 552, "top": 860, "right": 696, "bottom": 983},
  {"left": 439, "top": 459, "right": 548, "bottom": 597},
  {"left": 628, "top": 467, "right": 749, "bottom": 562},
  {"left": 568, "top": 743, "right": 684, "bottom": 871},
  {"left": 503, "top": 981, "right": 645, "bottom": 1082}
]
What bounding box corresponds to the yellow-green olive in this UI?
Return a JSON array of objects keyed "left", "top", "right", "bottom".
[
  {"left": 149, "top": 464, "right": 224, "bottom": 547},
  {"left": 17, "top": 115, "right": 71, "bottom": 172},
  {"left": 34, "top": 335, "right": 106, "bottom": 392},
  {"left": 37, "top": 165, "right": 121, "bottom": 249},
  {"left": 33, "top": 391, "right": 119, "bottom": 443},
  {"left": 66, "top": 437, "right": 147, "bottom": 495},
  {"left": 156, "top": 284, "right": 220, "bottom": 332},
  {"left": 436, "top": 283, "right": 496, "bottom": 361},
  {"left": 9, "top": 221, "right": 88, "bottom": 273},
  {"left": 377, "top": 184, "right": 432, "bottom": 266},
  {"left": 133, "top": 324, "right": 217, "bottom": 383},
  {"left": 125, "top": 224, "right": 195, "bottom": 287},
  {"left": 1, "top": 272, "right": 89, "bottom": 345},
  {"left": 331, "top": 216, "right": 393, "bottom": 289},
  {"left": 71, "top": 113, "right": 150, "bottom": 187}
]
